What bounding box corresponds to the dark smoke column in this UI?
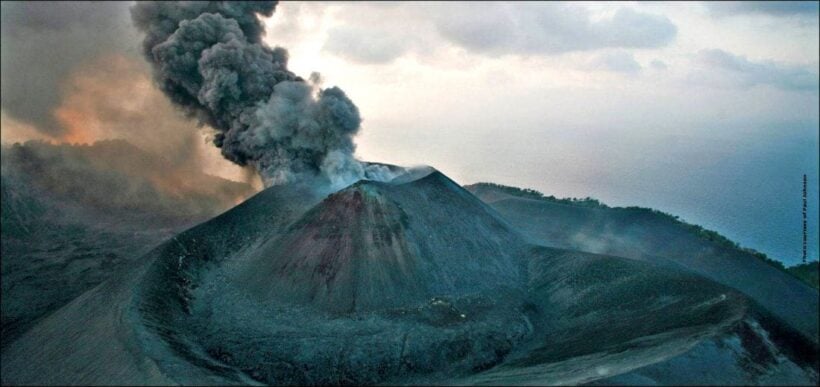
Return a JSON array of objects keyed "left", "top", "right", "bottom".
[{"left": 131, "top": 1, "right": 365, "bottom": 187}]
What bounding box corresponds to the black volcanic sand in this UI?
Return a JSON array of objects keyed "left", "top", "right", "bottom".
[
  {"left": 465, "top": 183, "right": 819, "bottom": 345},
  {"left": 1, "top": 168, "right": 816, "bottom": 385},
  {"left": 468, "top": 183, "right": 820, "bottom": 385}
]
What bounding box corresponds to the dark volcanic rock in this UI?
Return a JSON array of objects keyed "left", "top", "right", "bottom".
[
  {"left": 467, "top": 183, "right": 819, "bottom": 385},
  {"left": 0, "top": 141, "right": 254, "bottom": 352},
  {"left": 2, "top": 168, "right": 812, "bottom": 385},
  {"left": 240, "top": 172, "right": 526, "bottom": 313}
]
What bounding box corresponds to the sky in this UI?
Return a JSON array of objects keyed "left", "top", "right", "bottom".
[{"left": 1, "top": 1, "right": 818, "bottom": 265}]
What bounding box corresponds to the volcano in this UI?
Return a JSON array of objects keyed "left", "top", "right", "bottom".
[{"left": 1, "top": 167, "right": 817, "bottom": 385}]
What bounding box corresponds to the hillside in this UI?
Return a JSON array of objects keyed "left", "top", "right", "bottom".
[
  {"left": 3, "top": 168, "right": 816, "bottom": 385},
  {"left": 465, "top": 183, "right": 819, "bottom": 365},
  {"left": 0, "top": 140, "right": 255, "bottom": 350},
  {"left": 239, "top": 172, "right": 526, "bottom": 313},
  {"left": 789, "top": 261, "right": 820, "bottom": 289},
  {"left": 467, "top": 182, "right": 794, "bottom": 274},
  {"left": 1, "top": 140, "right": 254, "bottom": 226}
]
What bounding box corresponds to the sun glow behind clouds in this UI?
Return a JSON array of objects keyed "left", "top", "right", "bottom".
[
  {"left": 0, "top": 1, "right": 817, "bottom": 264},
  {"left": 257, "top": 2, "right": 818, "bottom": 264},
  {"left": 258, "top": 2, "right": 817, "bottom": 172}
]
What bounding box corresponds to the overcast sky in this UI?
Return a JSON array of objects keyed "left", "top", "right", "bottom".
[
  {"left": 261, "top": 1, "right": 819, "bottom": 265},
  {"left": 1, "top": 1, "right": 818, "bottom": 264},
  {"left": 259, "top": 2, "right": 819, "bottom": 173}
]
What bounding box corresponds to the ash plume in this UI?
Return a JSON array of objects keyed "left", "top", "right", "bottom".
[
  {"left": 0, "top": 1, "right": 136, "bottom": 137},
  {"left": 131, "top": 1, "right": 381, "bottom": 188}
]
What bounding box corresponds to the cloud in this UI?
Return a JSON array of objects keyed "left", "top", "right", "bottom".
[
  {"left": 693, "top": 49, "right": 819, "bottom": 92},
  {"left": 313, "top": 3, "right": 434, "bottom": 65},
  {"left": 0, "top": 1, "right": 139, "bottom": 136},
  {"left": 52, "top": 54, "right": 201, "bottom": 165},
  {"left": 0, "top": 1, "right": 128, "bottom": 36},
  {"left": 0, "top": 111, "right": 52, "bottom": 145},
  {"left": 432, "top": 3, "right": 677, "bottom": 56},
  {"left": 323, "top": 25, "right": 414, "bottom": 64},
  {"left": 313, "top": 3, "right": 677, "bottom": 64},
  {"left": 589, "top": 51, "right": 643, "bottom": 74},
  {"left": 707, "top": 1, "right": 819, "bottom": 17},
  {"left": 650, "top": 59, "right": 668, "bottom": 71},
  {"left": 1, "top": 52, "right": 253, "bottom": 186}
]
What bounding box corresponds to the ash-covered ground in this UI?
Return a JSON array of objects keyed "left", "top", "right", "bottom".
[
  {"left": 1, "top": 158, "right": 817, "bottom": 385},
  {"left": 1, "top": 1, "right": 817, "bottom": 385},
  {"left": 0, "top": 140, "right": 254, "bottom": 350}
]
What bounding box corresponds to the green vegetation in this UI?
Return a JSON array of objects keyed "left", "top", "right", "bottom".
[
  {"left": 619, "top": 207, "right": 792, "bottom": 272},
  {"left": 471, "top": 182, "right": 809, "bottom": 281},
  {"left": 470, "top": 182, "right": 609, "bottom": 209},
  {"left": 787, "top": 261, "right": 819, "bottom": 289}
]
